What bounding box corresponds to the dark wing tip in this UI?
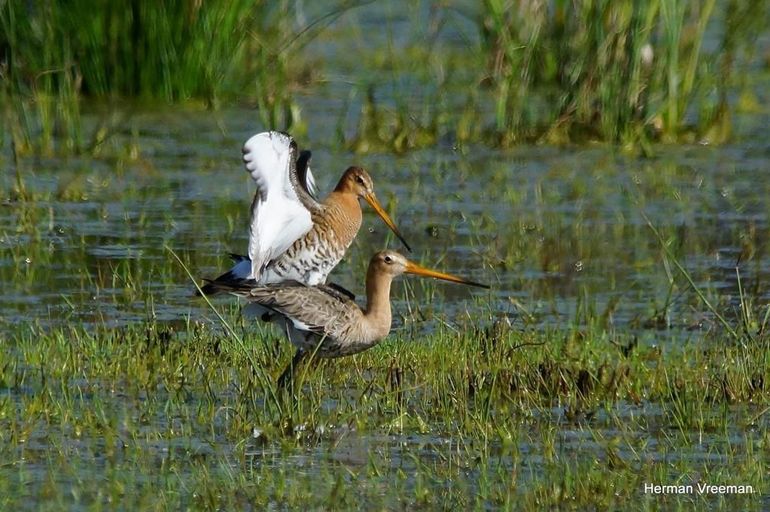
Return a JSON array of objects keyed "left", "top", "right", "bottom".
[
  {"left": 297, "top": 150, "right": 312, "bottom": 169},
  {"left": 195, "top": 273, "right": 258, "bottom": 297},
  {"left": 195, "top": 278, "right": 218, "bottom": 297},
  {"left": 227, "top": 253, "right": 249, "bottom": 263},
  {"left": 295, "top": 149, "right": 316, "bottom": 199},
  {"left": 322, "top": 282, "right": 356, "bottom": 301}
]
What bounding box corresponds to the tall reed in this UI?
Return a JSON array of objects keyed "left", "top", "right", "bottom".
[
  {"left": 479, "top": 0, "right": 768, "bottom": 145},
  {"left": 0, "top": 1, "right": 300, "bottom": 155}
]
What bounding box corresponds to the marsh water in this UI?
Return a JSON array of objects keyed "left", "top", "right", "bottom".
[
  {"left": 3, "top": 1, "right": 769, "bottom": 342},
  {"left": 3, "top": 4, "right": 770, "bottom": 509},
  {"left": 3, "top": 105, "right": 770, "bottom": 507},
  {"left": 3, "top": 103, "right": 769, "bottom": 341}
]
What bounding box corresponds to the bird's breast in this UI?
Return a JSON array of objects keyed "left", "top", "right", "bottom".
[{"left": 261, "top": 199, "right": 362, "bottom": 285}]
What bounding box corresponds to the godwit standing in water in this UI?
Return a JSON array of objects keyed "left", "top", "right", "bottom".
[
  {"left": 205, "top": 250, "right": 488, "bottom": 384},
  {"left": 200, "top": 131, "right": 410, "bottom": 294}
]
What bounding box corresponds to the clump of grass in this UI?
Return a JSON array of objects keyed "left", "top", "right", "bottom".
[
  {"left": 478, "top": 0, "right": 770, "bottom": 146},
  {"left": 332, "top": 1, "right": 768, "bottom": 152},
  {"left": 0, "top": 1, "right": 285, "bottom": 100},
  {"left": 345, "top": 83, "right": 442, "bottom": 154},
  {"left": 0, "top": 1, "right": 305, "bottom": 156}
]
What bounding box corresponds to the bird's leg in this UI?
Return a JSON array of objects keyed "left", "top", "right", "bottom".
[{"left": 276, "top": 348, "right": 307, "bottom": 390}]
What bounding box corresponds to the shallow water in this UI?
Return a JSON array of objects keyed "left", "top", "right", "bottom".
[
  {"left": 2, "top": 104, "right": 769, "bottom": 344},
  {"left": 2, "top": 3, "right": 770, "bottom": 509},
  {"left": 2, "top": 78, "right": 770, "bottom": 511}
]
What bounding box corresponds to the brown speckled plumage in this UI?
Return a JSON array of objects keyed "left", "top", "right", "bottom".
[{"left": 260, "top": 178, "right": 364, "bottom": 286}]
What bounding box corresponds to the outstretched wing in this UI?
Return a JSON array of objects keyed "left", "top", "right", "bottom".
[{"left": 243, "top": 132, "right": 322, "bottom": 280}]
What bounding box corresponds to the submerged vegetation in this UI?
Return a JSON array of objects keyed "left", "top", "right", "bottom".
[{"left": 2, "top": 1, "right": 770, "bottom": 156}]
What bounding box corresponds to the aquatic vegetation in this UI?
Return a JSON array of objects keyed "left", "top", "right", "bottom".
[
  {"left": 477, "top": 0, "right": 770, "bottom": 146},
  {"left": 2, "top": 125, "right": 769, "bottom": 508},
  {"left": 0, "top": 312, "right": 767, "bottom": 509},
  {"left": 0, "top": 1, "right": 305, "bottom": 155},
  {"left": 324, "top": 1, "right": 770, "bottom": 152},
  {"left": 3, "top": 1, "right": 769, "bottom": 155}
]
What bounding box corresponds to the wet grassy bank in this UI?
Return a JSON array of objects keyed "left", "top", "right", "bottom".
[{"left": 1, "top": 315, "right": 768, "bottom": 509}]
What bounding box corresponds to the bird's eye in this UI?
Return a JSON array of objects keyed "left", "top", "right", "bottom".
[
  {"left": 355, "top": 176, "right": 365, "bottom": 185},
  {"left": 384, "top": 256, "right": 392, "bottom": 263}
]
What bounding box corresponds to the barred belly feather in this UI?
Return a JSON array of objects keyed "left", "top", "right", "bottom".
[{"left": 260, "top": 197, "right": 361, "bottom": 285}]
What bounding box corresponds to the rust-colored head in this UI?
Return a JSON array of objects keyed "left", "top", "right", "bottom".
[
  {"left": 369, "top": 250, "right": 489, "bottom": 288},
  {"left": 336, "top": 166, "right": 373, "bottom": 196},
  {"left": 336, "top": 167, "right": 411, "bottom": 251}
]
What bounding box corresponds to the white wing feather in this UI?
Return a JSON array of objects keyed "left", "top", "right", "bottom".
[
  {"left": 305, "top": 166, "right": 317, "bottom": 197},
  {"left": 243, "top": 132, "right": 313, "bottom": 281}
]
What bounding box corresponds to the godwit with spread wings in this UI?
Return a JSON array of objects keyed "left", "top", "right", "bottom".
[{"left": 200, "top": 132, "right": 410, "bottom": 294}]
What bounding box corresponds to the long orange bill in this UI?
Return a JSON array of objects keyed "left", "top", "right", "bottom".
[
  {"left": 364, "top": 192, "right": 412, "bottom": 252},
  {"left": 405, "top": 261, "right": 490, "bottom": 289}
]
